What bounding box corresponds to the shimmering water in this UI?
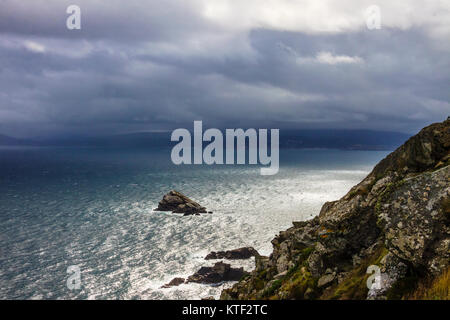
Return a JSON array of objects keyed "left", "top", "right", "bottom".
[{"left": 0, "top": 146, "right": 388, "bottom": 299}]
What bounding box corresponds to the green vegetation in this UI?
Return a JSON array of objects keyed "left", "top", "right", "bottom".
[
  {"left": 299, "top": 247, "right": 314, "bottom": 263},
  {"left": 321, "top": 245, "right": 388, "bottom": 300},
  {"left": 262, "top": 279, "right": 283, "bottom": 297},
  {"left": 278, "top": 268, "right": 317, "bottom": 299},
  {"left": 266, "top": 247, "right": 317, "bottom": 299}
]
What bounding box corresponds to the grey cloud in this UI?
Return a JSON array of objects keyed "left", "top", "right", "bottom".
[
  {"left": 0, "top": 0, "right": 212, "bottom": 42},
  {"left": 0, "top": 1, "right": 449, "bottom": 138}
]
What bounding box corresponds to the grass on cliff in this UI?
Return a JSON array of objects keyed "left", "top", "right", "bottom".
[
  {"left": 321, "top": 245, "right": 388, "bottom": 300},
  {"left": 262, "top": 247, "right": 316, "bottom": 299},
  {"left": 405, "top": 267, "right": 450, "bottom": 300},
  {"left": 262, "top": 279, "right": 283, "bottom": 298}
]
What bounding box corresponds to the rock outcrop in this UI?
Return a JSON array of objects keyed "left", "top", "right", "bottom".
[
  {"left": 161, "top": 262, "right": 249, "bottom": 288},
  {"left": 160, "top": 277, "right": 185, "bottom": 289},
  {"left": 187, "top": 262, "right": 249, "bottom": 284},
  {"left": 205, "top": 247, "right": 259, "bottom": 260},
  {"left": 154, "top": 190, "right": 209, "bottom": 215},
  {"left": 221, "top": 119, "right": 450, "bottom": 300}
]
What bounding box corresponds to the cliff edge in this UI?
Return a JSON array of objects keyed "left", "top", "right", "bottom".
[{"left": 221, "top": 119, "right": 450, "bottom": 300}]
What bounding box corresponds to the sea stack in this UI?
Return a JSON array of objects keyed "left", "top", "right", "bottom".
[{"left": 154, "top": 190, "right": 209, "bottom": 215}]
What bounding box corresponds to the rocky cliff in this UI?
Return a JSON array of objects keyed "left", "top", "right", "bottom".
[{"left": 221, "top": 119, "right": 449, "bottom": 300}]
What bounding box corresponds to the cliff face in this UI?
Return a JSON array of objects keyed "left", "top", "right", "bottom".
[{"left": 221, "top": 119, "right": 450, "bottom": 300}]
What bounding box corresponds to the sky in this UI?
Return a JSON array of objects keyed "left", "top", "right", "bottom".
[{"left": 0, "top": 0, "right": 449, "bottom": 138}]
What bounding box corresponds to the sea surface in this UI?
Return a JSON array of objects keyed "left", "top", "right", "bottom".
[{"left": 0, "top": 146, "right": 388, "bottom": 299}]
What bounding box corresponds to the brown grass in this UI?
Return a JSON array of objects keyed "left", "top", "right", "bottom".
[
  {"left": 442, "top": 196, "right": 450, "bottom": 215},
  {"left": 405, "top": 267, "right": 450, "bottom": 300}
]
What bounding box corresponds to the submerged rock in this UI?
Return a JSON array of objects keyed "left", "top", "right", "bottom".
[
  {"left": 187, "top": 262, "right": 249, "bottom": 284},
  {"left": 205, "top": 247, "right": 259, "bottom": 260},
  {"left": 154, "top": 190, "right": 208, "bottom": 215}
]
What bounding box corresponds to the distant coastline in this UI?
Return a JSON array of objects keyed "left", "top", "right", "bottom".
[{"left": 0, "top": 129, "right": 411, "bottom": 151}]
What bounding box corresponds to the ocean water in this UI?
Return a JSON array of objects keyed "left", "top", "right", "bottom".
[{"left": 0, "top": 146, "right": 388, "bottom": 300}]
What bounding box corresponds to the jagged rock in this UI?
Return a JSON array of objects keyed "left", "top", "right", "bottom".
[
  {"left": 306, "top": 241, "right": 327, "bottom": 277},
  {"left": 221, "top": 118, "right": 450, "bottom": 300},
  {"left": 269, "top": 216, "right": 321, "bottom": 276},
  {"left": 255, "top": 254, "right": 270, "bottom": 272},
  {"left": 205, "top": 247, "right": 259, "bottom": 260},
  {"left": 154, "top": 190, "right": 208, "bottom": 215},
  {"left": 187, "top": 262, "right": 249, "bottom": 284},
  {"left": 160, "top": 277, "right": 185, "bottom": 288}
]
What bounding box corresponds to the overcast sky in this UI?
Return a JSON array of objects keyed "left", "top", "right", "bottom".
[{"left": 0, "top": 0, "right": 449, "bottom": 138}]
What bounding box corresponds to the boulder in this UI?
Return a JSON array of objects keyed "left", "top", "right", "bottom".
[
  {"left": 154, "top": 190, "right": 208, "bottom": 215},
  {"left": 205, "top": 247, "right": 259, "bottom": 260}
]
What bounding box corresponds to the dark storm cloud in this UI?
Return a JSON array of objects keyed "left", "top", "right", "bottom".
[
  {"left": 0, "top": 0, "right": 211, "bottom": 41},
  {"left": 0, "top": 1, "right": 449, "bottom": 138}
]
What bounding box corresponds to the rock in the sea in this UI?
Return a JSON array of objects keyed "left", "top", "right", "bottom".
[
  {"left": 187, "top": 261, "right": 249, "bottom": 284},
  {"left": 160, "top": 277, "right": 185, "bottom": 289},
  {"left": 154, "top": 190, "right": 208, "bottom": 215},
  {"left": 205, "top": 247, "right": 259, "bottom": 260}
]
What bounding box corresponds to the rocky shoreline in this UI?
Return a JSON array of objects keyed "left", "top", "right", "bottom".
[
  {"left": 160, "top": 247, "right": 258, "bottom": 289},
  {"left": 221, "top": 119, "right": 450, "bottom": 300},
  {"left": 160, "top": 262, "right": 249, "bottom": 288}
]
